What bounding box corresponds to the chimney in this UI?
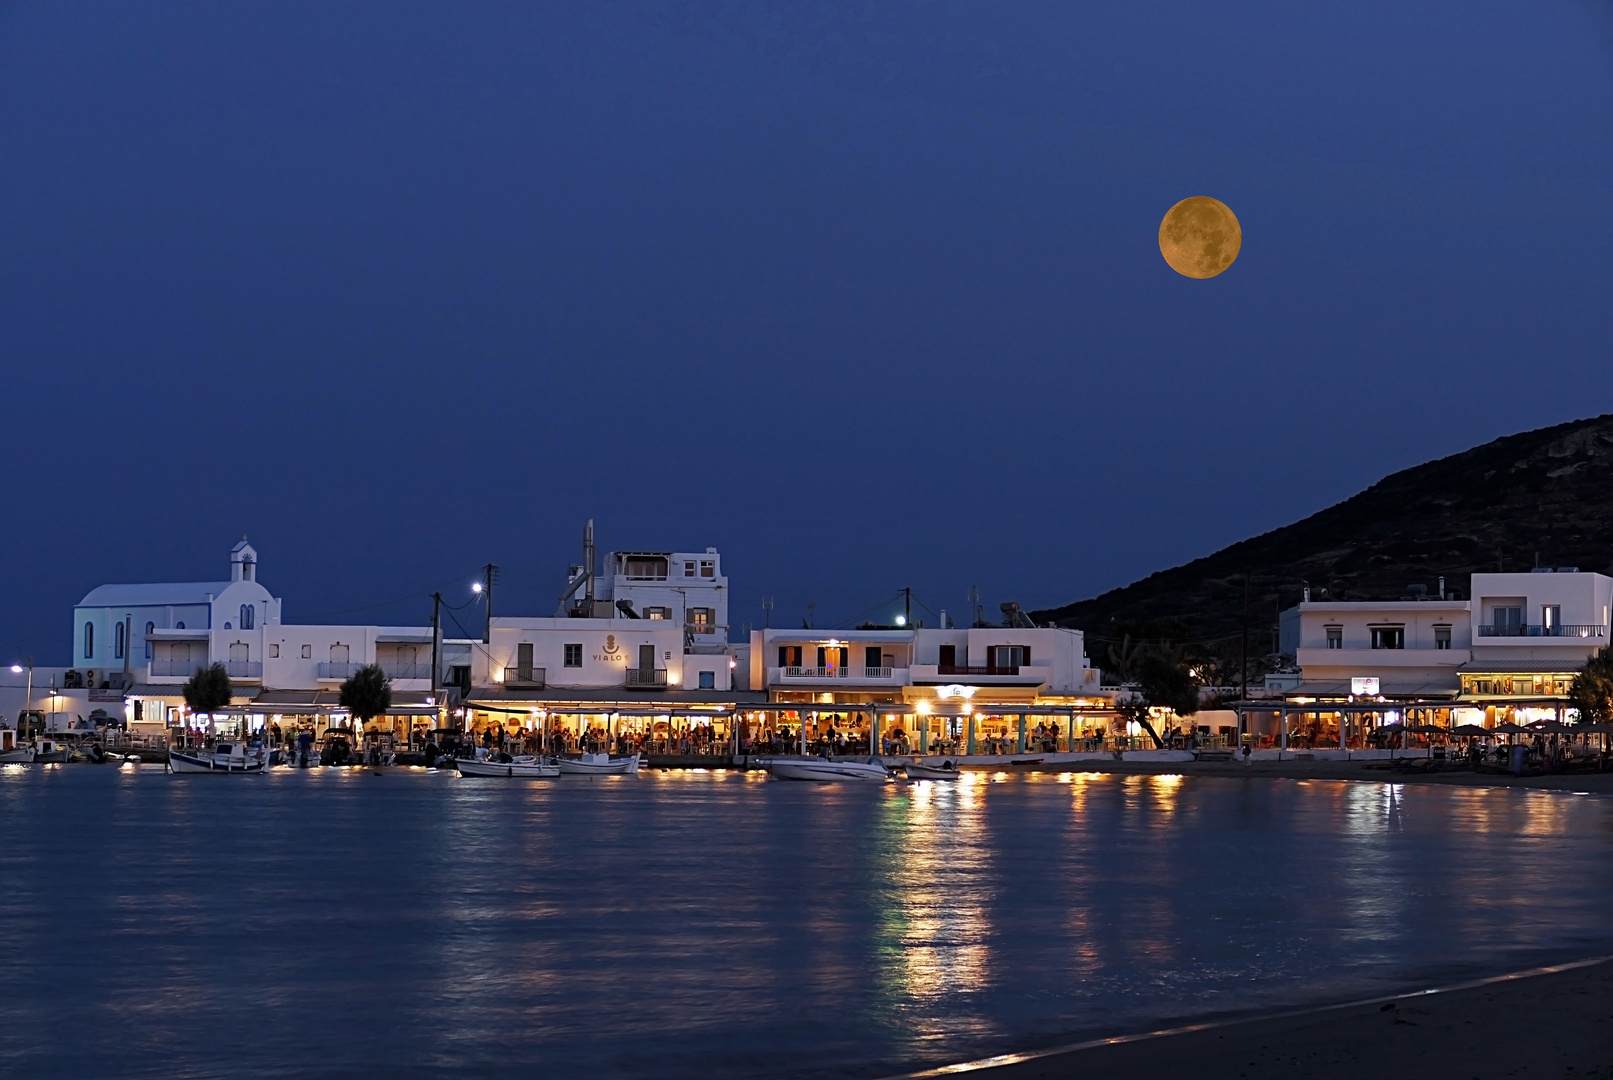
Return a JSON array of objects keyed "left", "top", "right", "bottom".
[{"left": 1438, "top": 576, "right": 1446, "bottom": 600}]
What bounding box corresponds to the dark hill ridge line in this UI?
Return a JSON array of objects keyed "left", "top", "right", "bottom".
[{"left": 1031, "top": 413, "right": 1613, "bottom": 650}]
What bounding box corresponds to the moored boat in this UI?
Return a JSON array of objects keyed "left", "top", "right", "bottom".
[
  {"left": 0, "top": 745, "right": 34, "bottom": 765},
  {"left": 455, "top": 755, "right": 560, "bottom": 779},
  {"left": 769, "top": 756, "right": 890, "bottom": 782},
  {"left": 556, "top": 751, "right": 642, "bottom": 776},
  {"left": 169, "top": 742, "right": 267, "bottom": 774},
  {"left": 904, "top": 759, "right": 960, "bottom": 780}
]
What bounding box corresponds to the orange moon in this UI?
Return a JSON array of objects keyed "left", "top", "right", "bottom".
[{"left": 1158, "top": 196, "right": 1241, "bottom": 279}]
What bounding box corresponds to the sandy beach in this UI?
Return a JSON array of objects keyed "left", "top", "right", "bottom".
[{"left": 901, "top": 957, "right": 1613, "bottom": 1079}]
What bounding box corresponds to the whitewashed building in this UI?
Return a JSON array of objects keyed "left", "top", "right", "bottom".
[{"left": 1278, "top": 568, "right": 1613, "bottom": 721}]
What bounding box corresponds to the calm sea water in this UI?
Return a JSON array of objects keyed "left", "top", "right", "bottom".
[{"left": 1, "top": 766, "right": 1611, "bottom": 1079}]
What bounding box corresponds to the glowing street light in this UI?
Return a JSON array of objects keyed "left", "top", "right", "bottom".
[{"left": 471, "top": 582, "right": 483, "bottom": 594}]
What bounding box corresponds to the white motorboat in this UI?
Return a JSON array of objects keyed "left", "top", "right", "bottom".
[
  {"left": 904, "top": 759, "right": 961, "bottom": 780},
  {"left": 556, "top": 751, "right": 642, "bottom": 776},
  {"left": 455, "top": 755, "right": 560, "bottom": 779},
  {"left": 169, "top": 742, "right": 267, "bottom": 774},
  {"left": 0, "top": 745, "right": 34, "bottom": 765},
  {"left": 769, "top": 756, "right": 891, "bottom": 782}
]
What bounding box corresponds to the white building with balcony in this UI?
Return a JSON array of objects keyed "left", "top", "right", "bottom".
[
  {"left": 1278, "top": 569, "right": 1612, "bottom": 715},
  {"left": 751, "top": 624, "right": 1102, "bottom": 706}
]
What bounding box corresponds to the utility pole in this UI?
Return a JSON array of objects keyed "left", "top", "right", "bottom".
[
  {"left": 762, "top": 595, "right": 773, "bottom": 629},
  {"left": 482, "top": 564, "right": 497, "bottom": 643},
  {"left": 430, "top": 592, "right": 442, "bottom": 695},
  {"left": 903, "top": 587, "right": 912, "bottom": 627},
  {"left": 1240, "top": 571, "right": 1252, "bottom": 726}
]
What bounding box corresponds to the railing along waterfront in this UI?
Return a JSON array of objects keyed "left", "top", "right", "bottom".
[
  {"left": 1477, "top": 624, "right": 1606, "bottom": 638},
  {"left": 625, "top": 667, "right": 667, "bottom": 687}
]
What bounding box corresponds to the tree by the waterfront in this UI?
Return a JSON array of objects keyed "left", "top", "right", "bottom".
[
  {"left": 339, "top": 663, "right": 393, "bottom": 733},
  {"left": 1115, "top": 647, "right": 1200, "bottom": 748},
  {"left": 1567, "top": 647, "right": 1613, "bottom": 723},
  {"left": 182, "top": 662, "right": 233, "bottom": 722}
]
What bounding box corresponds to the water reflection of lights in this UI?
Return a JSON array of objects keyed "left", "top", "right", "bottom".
[{"left": 874, "top": 774, "right": 996, "bottom": 1038}]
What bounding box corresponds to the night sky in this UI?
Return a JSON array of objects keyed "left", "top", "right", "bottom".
[{"left": 4, "top": 2, "right": 1612, "bottom": 663}]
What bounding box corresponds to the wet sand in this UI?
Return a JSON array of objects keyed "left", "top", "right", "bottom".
[{"left": 902, "top": 957, "right": 1613, "bottom": 1080}]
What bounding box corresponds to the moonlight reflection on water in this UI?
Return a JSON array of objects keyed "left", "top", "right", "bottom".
[{"left": 1, "top": 767, "right": 1609, "bottom": 1079}]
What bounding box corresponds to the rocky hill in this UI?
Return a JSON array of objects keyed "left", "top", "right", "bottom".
[{"left": 1032, "top": 413, "right": 1613, "bottom": 656}]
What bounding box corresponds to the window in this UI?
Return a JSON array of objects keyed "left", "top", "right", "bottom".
[
  {"left": 699, "top": 671, "right": 715, "bottom": 689},
  {"left": 683, "top": 561, "right": 696, "bottom": 577},
  {"left": 83, "top": 622, "right": 93, "bottom": 659},
  {"left": 145, "top": 622, "right": 154, "bottom": 660},
  {"left": 1369, "top": 626, "right": 1404, "bottom": 650},
  {"left": 114, "top": 622, "right": 125, "bottom": 660},
  {"left": 301, "top": 644, "right": 312, "bottom": 659},
  {"left": 990, "top": 645, "right": 1029, "bottom": 669},
  {"left": 1434, "top": 625, "right": 1452, "bottom": 650},
  {"left": 175, "top": 621, "right": 184, "bottom": 630},
  {"left": 778, "top": 645, "right": 802, "bottom": 668},
  {"left": 687, "top": 607, "right": 713, "bottom": 632},
  {"left": 329, "top": 644, "right": 349, "bottom": 663},
  {"left": 1492, "top": 605, "right": 1523, "bottom": 633},
  {"left": 700, "top": 560, "right": 715, "bottom": 578},
  {"left": 622, "top": 556, "right": 668, "bottom": 580},
  {"left": 1325, "top": 626, "right": 1343, "bottom": 650},
  {"left": 240, "top": 604, "right": 255, "bottom": 630},
  {"left": 1543, "top": 605, "right": 1562, "bottom": 633},
  {"left": 269, "top": 644, "right": 280, "bottom": 658},
  {"left": 564, "top": 643, "right": 583, "bottom": 668},
  {"left": 645, "top": 606, "right": 671, "bottom": 620}
]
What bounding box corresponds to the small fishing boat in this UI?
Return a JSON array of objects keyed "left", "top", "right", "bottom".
[
  {"left": 556, "top": 751, "right": 642, "bottom": 776},
  {"left": 904, "top": 759, "right": 961, "bottom": 780},
  {"left": 169, "top": 742, "right": 267, "bottom": 774},
  {"left": 30, "top": 739, "right": 68, "bottom": 764},
  {"left": 455, "top": 755, "right": 560, "bottom": 779},
  {"left": 769, "top": 756, "right": 890, "bottom": 782},
  {"left": 0, "top": 745, "right": 34, "bottom": 765}
]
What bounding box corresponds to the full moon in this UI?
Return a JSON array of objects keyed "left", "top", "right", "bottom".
[{"left": 1158, "top": 196, "right": 1241, "bottom": 279}]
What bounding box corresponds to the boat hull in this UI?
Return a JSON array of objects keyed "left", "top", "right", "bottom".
[
  {"left": 0, "top": 747, "right": 34, "bottom": 764},
  {"left": 455, "top": 758, "right": 560, "bottom": 779},
  {"left": 556, "top": 754, "right": 642, "bottom": 775},
  {"left": 905, "top": 761, "right": 961, "bottom": 780},
  {"left": 168, "top": 750, "right": 266, "bottom": 774},
  {"left": 769, "top": 758, "right": 890, "bottom": 782}
]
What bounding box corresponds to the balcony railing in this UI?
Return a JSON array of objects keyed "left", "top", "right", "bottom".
[
  {"left": 685, "top": 622, "right": 723, "bottom": 635},
  {"left": 503, "top": 666, "right": 547, "bottom": 688},
  {"left": 149, "top": 659, "right": 208, "bottom": 677},
  {"left": 382, "top": 662, "right": 434, "bottom": 680},
  {"left": 936, "top": 664, "right": 1022, "bottom": 676},
  {"left": 1477, "top": 624, "right": 1606, "bottom": 638},
  {"left": 625, "top": 668, "right": 668, "bottom": 688},
  {"left": 223, "top": 661, "right": 262, "bottom": 678},
  {"left": 783, "top": 666, "right": 849, "bottom": 678},
  {"left": 317, "top": 662, "right": 363, "bottom": 679}
]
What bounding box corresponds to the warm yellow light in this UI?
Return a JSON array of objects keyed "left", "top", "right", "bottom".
[{"left": 916, "top": 700, "right": 932, "bottom": 714}]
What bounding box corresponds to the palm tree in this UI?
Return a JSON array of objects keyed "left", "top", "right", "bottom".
[
  {"left": 1568, "top": 647, "right": 1613, "bottom": 724},
  {"left": 339, "top": 663, "right": 393, "bottom": 737},
  {"left": 182, "top": 663, "right": 233, "bottom": 731}
]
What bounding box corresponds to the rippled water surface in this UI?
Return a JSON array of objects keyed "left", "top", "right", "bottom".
[{"left": 2, "top": 767, "right": 1611, "bottom": 1079}]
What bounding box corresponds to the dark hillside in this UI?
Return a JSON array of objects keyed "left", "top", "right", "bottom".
[{"left": 1033, "top": 414, "right": 1613, "bottom": 654}]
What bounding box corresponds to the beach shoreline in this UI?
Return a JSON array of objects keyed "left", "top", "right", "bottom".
[{"left": 894, "top": 956, "right": 1613, "bottom": 1079}]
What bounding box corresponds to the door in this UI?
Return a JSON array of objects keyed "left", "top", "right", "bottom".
[
  {"left": 638, "top": 643, "right": 656, "bottom": 673},
  {"left": 866, "top": 646, "right": 883, "bottom": 671},
  {"left": 938, "top": 644, "right": 955, "bottom": 670},
  {"left": 517, "top": 642, "right": 534, "bottom": 680}
]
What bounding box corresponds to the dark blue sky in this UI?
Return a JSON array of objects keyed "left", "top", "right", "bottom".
[{"left": 4, "top": 2, "right": 1613, "bottom": 662}]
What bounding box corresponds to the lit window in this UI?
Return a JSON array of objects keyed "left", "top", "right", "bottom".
[
  {"left": 1370, "top": 627, "right": 1404, "bottom": 650},
  {"left": 645, "top": 607, "right": 671, "bottom": 620},
  {"left": 1434, "top": 625, "right": 1451, "bottom": 650},
  {"left": 1325, "top": 626, "right": 1342, "bottom": 650},
  {"left": 564, "top": 644, "right": 583, "bottom": 668}
]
